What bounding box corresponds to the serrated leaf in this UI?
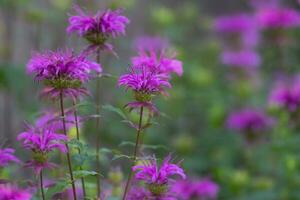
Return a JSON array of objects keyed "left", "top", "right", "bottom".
[
  {"left": 103, "top": 104, "right": 127, "bottom": 119},
  {"left": 45, "top": 180, "right": 69, "bottom": 199},
  {"left": 73, "top": 170, "right": 98, "bottom": 179}
]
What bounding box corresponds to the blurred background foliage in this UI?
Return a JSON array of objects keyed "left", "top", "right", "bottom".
[{"left": 1, "top": 0, "right": 300, "bottom": 199}]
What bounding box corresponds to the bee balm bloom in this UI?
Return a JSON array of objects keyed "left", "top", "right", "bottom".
[
  {"left": 269, "top": 78, "right": 300, "bottom": 112},
  {"left": 221, "top": 50, "right": 261, "bottom": 69},
  {"left": 133, "top": 36, "right": 169, "bottom": 52},
  {"left": 214, "top": 14, "right": 259, "bottom": 48},
  {"left": 27, "top": 49, "right": 101, "bottom": 99},
  {"left": 0, "top": 184, "right": 31, "bottom": 200},
  {"left": 17, "top": 125, "right": 68, "bottom": 174},
  {"left": 227, "top": 108, "right": 273, "bottom": 143},
  {"left": 67, "top": 6, "right": 129, "bottom": 46},
  {"left": 118, "top": 66, "right": 171, "bottom": 112},
  {"left": 132, "top": 50, "right": 183, "bottom": 77},
  {"left": 256, "top": 7, "right": 300, "bottom": 30},
  {"left": 0, "top": 148, "right": 20, "bottom": 168},
  {"left": 172, "top": 179, "right": 219, "bottom": 200},
  {"left": 132, "top": 155, "right": 186, "bottom": 197}
]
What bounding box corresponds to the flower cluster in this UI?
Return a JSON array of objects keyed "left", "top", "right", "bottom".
[
  {"left": 221, "top": 50, "right": 261, "bottom": 70},
  {"left": 214, "top": 14, "right": 260, "bottom": 74},
  {"left": 0, "top": 148, "right": 20, "bottom": 168},
  {"left": 67, "top": 6, "right": 129, "bottom": 46},
  {"left": 172, "top": 178, "right": 219, "bottom": 200},
  {"left": 127, "top": 186, "right": 150, "bottom": 200},
  {"left": 119, "top": 47, "right": 183, "bottom": 113},
  {"left": 17, "top": 123, "right": 68, "bottom": 174},
  {"left": 0, "top": 184, "right": 31, "bottom": 200},
  {"left": 132, "top": 50, "right": 183, "bottom": 77},
  {"left": 35, "top": 110, "right": 80, "bottom": 133},
  {"left": 27, "top": 49, "right": 101, "bottom": 99},
  {"left": 227, "top": 108, "right": 273, "bottom": 142},
  {"left": 132, "top": 155, "right": 186, "bottom": 197},
  {"left": 256, "top": 7, "right": 300, "bottom": 29},
  {"left": 133, "top": 36, "right": 169, "bottom": 52},
  {"left": 269, "top": 77, "right": 300, "bottom": 112},
  {"left": 118, "top": 66, "right": 171, "bottom": 112},
  {"left": 214, "top": 14, "right": 259, "bottom": 48}
]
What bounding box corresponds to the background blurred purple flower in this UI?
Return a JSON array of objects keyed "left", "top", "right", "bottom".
[
  {"left": 269, "top": 77, "right": 300, "bottom": 112},
  {"left": 0, "top": 184, "right": 31, "bottom": 200},
  {"left": 67, "top": 5, "right": 129, "bottom": 44},
  {"left": 256, "top": 7, "right": 300, "bottom": 29},
  {"left": 17, "top": 125, "right": 68, "bottom": 174},
  {"left": 132, "top": 50, "right": 183, "bottom": 77},
  {"left": 221, "top": 50, "right": 261, "bottom": 69},
  {"left": 127, "top": 186, "right": 151, "bottom": 200},
  {"left": 0, "top": 148, "right": 20, "bottom": 168},
  {"left": 35, "top": 110, "right": 80, "bottom": 133},
  {"left": 214, "top": 14, "right": 259, "bottom": 48},
  {"left": 227, "top": 108, "right": 273, "bottom": 134},
  {"left": 27, "top": 49, "right": 101, "bottom": 99},
  {"left": 133, "top": 36, "right": 169, "bottom": 52},
  {"left": 172, "top": 178, "right": 219, "bottom": 200}
]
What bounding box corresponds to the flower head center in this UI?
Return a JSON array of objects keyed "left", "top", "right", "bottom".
[
  {"left": 32, "top": 151, "right": 48, "bottom": 164},
  {"left": 134, "top": 91, "right": 153, "bottom": 102},
  {"left": 44, "top": 78, "right": 82, "bottom": 89},
  {"left": 147, "top": 183, "right": 168, "bottom": 196},
  {"left": 85, "top": 32, "right": 107, "bottom": 45}
]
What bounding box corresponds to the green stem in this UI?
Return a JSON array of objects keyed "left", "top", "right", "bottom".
[
  {"left": 95, "top": 47, "right": 101, "bottom": 198},
  {"left": 40, "top": 170, "right": 45, "bottom": 200},
  {"left": 122, "top": 106, "right": 144, "bottom": 200},
  {"left": 72, "top": 100, "right": 87, "bottom": 198},
  {"left": 59, "top": 92, "right": 77, "bottom": 200}
]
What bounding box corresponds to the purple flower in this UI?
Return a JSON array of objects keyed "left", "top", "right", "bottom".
[
  {"left": 118, "top": 66, "right": 171, "bottom": 112},
  {"left": 269, "top": 77, "right": 300, "bottom": 112},
  {"left": 133, "top": 36, "right": 169, "bottom": 52},
  {"left": 172, "top": 178, "right": 219, "bottom": 200},
  {"left": 256, "top": 7, "right": 300, "bottom": 29},
  {"left": 0, "top": 184, "right": 31, "bottom": 200},
  {"left": 27, "top": 49, "right": 101, "bottom": 99},
  {"left": 67, "top": 5, "right": 129, "bottom": 45},
  {"left": 35, "top": 110, "right": 80, "bottom": 133},
  {"left": 132, "top": 155, "right": 186, "bottom": 197},
  {"left": 17, "top": 124, "right": 68, "bottom": 174},
  {"left": 132, "top": 50, "right": 183, "bottom": 77},
  {"left": 227, "top": 108, "right": 273, "bottom": 135},
  {"left": 221, "top": 50, "right": 261, "bottom": 69},
  {"left": 127, "top": 186, "right": 151, "bottom": 200},
  {"left": 214, "top": 14, "right": 259, "bottom": 48},
  {"left": 0, "top": 148, "right": 20, "bottom": 168}
]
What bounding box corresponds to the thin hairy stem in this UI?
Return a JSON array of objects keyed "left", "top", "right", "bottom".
[
  {"left": 59, "top": 92, "right": 77, "bottom": 200},
  {"left": 40, "top": 170, "right": 45, "bottom": 200},
  {"left": 95, "top": 47, "right": 101, "bottom": 198},
  {"left": 122, "top": 106, "right": 144, "bottom": 200},
  {"left": 72, "top": 100, "right": 87, "bottom": 198}
]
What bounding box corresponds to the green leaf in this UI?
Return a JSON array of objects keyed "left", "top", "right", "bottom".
[
  {"left": 119, "top": 141, "right": 136, "bottom": 147},
  {"left": 73, "top": 170, "right": 98, "bottom": 179},
  {"left": 112, "top": 154, "right": 132, "bottom": 161},
  {"left": 102, "top": 104, "right": 127, "bottom": 119},
  {"left": 99, "top": 147, "right": 113, "bottom": 154},
  {"left": 45, "top": 180, "right": 69, "bottom": 199},
  {"left": 68, "top": 139, "right": 86, "bottom": 152}
]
